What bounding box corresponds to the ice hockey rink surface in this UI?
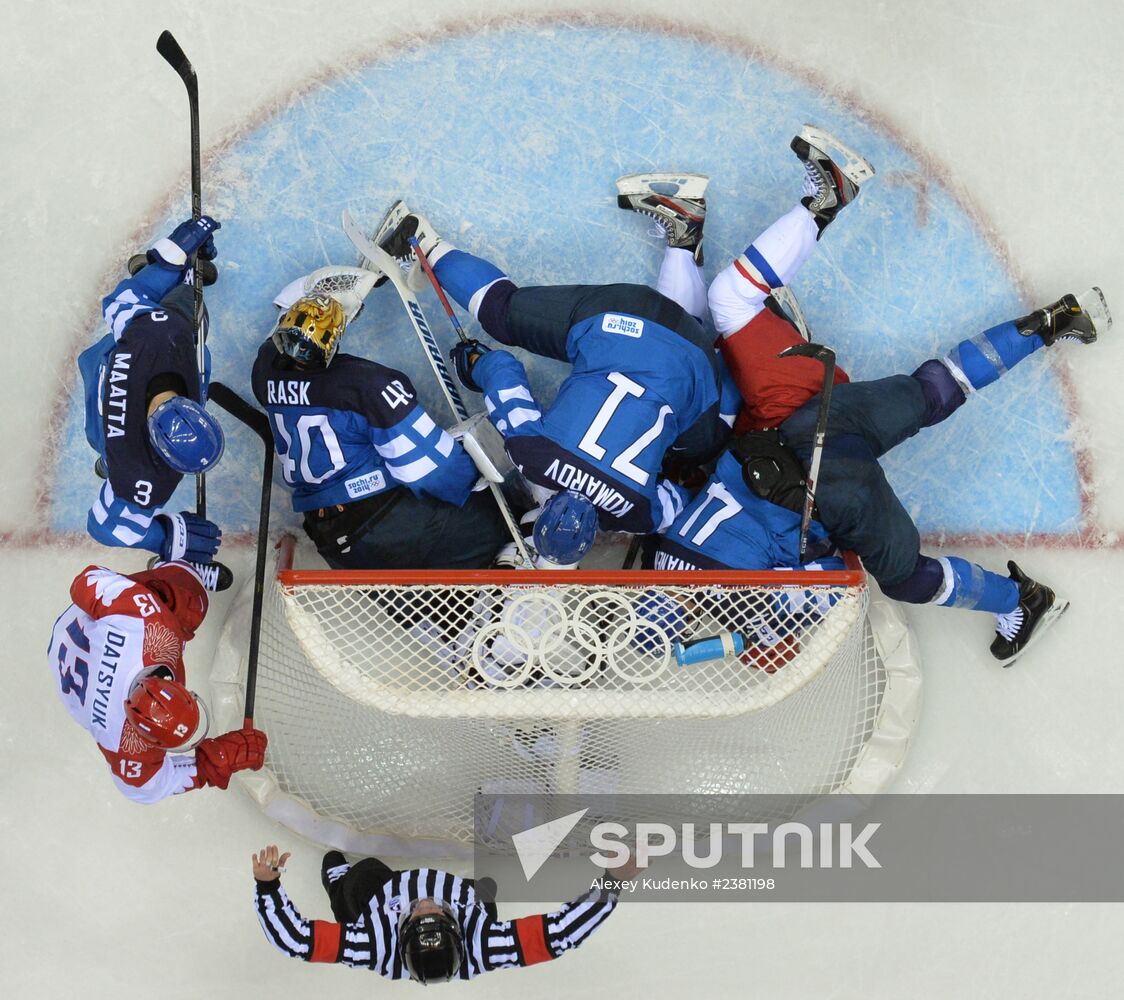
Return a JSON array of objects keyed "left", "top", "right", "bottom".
[{"left": 4, "top": 1, "right": 1124, "bottom": 996}]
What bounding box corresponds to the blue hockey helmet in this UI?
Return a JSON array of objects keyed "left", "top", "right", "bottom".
[
  {"left": 148, "top": 396, "right": 225, "bottom": 474},
  {"left": 534, "top": 490, "right": 599, "bottom": 565}
]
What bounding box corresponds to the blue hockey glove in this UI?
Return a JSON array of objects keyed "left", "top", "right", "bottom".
[
  {"left": 450, "top": 339, "right": 490, "bottom": 393},
  {"left": 157, "top": 511, "right": 222, "bottom": 564},
  {"left": 148, "top": 215, "right": 221, "bottom": 271}
]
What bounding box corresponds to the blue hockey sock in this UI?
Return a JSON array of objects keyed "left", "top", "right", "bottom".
[
  {"left": 943, "top": 320, "right": 1043, "bottom": 392},
  {"left": 933, "top": 556, "right": 1019, "bottom": 614},
  {"left": 432, "top": 250, "right": 508, "bottom": 317}
]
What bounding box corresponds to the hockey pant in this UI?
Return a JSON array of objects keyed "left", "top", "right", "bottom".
[
  {"left": 325, "top": 858, "right": 498, "bottom": 924},
  {"left": 304, "top": 487, "right": 512, "bottom": 571},
  {"left": 780, "top": 321, "right": 1041, "bottom": 614}
]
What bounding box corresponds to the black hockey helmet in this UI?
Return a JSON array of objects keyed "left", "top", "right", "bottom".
[{"left": 399, "top": 901, "right": 464, "bottom": 984}]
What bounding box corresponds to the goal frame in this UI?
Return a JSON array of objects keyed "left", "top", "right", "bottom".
[{"left": 212, "top": 535, "right": 922, "bottom": 859}]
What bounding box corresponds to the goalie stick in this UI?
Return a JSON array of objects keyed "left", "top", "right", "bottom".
[
  {"left": 778, "top": 341, "right": 836, "bottom": 560},
  {"left": 206, "top": 382, "right": 274, "bottom": 726},
  {"left": 341, "top": 210, "right": 534, "bottom": 568},
  {"left": 156, "top": 30, "right": 209, "bottom": 518}
]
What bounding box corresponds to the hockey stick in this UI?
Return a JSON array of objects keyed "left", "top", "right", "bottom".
[
  {"left": 207, "top": 382, "right": 274, "bottom": 726},
  {"left": 156, "top": 30, "right": 208, "bottom": 519},
  {"left": 341, "top": 210, "right": 534, "bottom": 567},
  {"left": 408, "top": 235, "right": 472, "bottom": 345},
  {"left": 777, "top": 342, "right": 835, "bottom": 560}
]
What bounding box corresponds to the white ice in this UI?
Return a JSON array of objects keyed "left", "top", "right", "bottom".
[{"left": 4, "top": 1, "right": 1124, "bottom": 997}]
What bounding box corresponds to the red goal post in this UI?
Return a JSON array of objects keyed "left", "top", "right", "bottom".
[{"left": 213, "top": 535, "right": 921, "bottom": 858}]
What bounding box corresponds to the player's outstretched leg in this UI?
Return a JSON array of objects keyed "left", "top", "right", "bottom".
[
  {"left": 790, "top": 123, "right": 875, "bottom": 238},
  {"left": 917, "top": 287, "right": 1111, "bottom": 426},
  {"left": 990, "top": 561, "right": 1069, "bottom": 666},
  {"left": 617, "top": 172, "right": 709, "bottom": 320},
  {"left": 616, "top": 172, "right": 708, "bottom": 264}
]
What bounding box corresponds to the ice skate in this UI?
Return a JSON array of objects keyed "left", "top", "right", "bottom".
[
  {"left": 375, "top": 200, "right": 444, "bottom": 292},
  {"left": 791, "top": 124, "right": 875, "bottom": 235},
  {"left": 989, "top": 561, "right": 1069, "bottom": 666},
  {"left": 1016, "top": 287, "right": 1112, "bottom": 346},
  {"left": 321, "top": 850, "right": 350, "bottom": 893},
  {"left": 127, "top": 252, "right": 217, "bottom": 286},
  {"left": 145, "top": 555, "right": 233, "bottom": 593},
  {"left": 616, "top": 172, "right": 709, "bottom": 264}
]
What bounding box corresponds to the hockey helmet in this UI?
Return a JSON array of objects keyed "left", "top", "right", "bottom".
[
  {"left": 124, "top": 667, "right": 210, "bottom": 751},
  {"left": 399, "top": 901, "right": 464, "bottom": 984},
  {"left": 148, "top": 396, "right": 225, "bottom": 474},
  {"left": 271, "top": 293, "right": 347, "bottom": 367},
  {"left": 534, "top": 490, "right": 599, "bottom": 566}
]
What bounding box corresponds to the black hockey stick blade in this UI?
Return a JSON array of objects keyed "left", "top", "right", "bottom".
[
  {"left": 778, "top": 341, "right": 835, "bottom": 364},
  {"left": 156, "top": 30, "right": 197, "bottom": 88},
  {"left": 209, "top": 382, "right": 272, "bottom": 445}
]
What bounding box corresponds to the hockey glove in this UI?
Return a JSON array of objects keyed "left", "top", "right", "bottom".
[
  {"left": 157, "top": 511, "right": 222, "bottom": 564},
  {"left": 195, "top": 726, "right": 268, "bottom": 790},
  {"left": 147, "top": 215, "right": 221, "bottom": 272},
  {"left": 631, "top": 590, "right": 688, "bottom": 654},
  {"left": 450, "top": 339, "right": 490, "bottom": 393}
]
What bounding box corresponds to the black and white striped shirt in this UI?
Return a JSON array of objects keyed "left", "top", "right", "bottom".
[{"left": 254, "top": 867, "right": 619, "bottom": 979}]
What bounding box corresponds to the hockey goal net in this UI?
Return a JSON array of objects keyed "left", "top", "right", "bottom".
[{"left": 213, "top": 535, "right": 921, "bottom": 857}]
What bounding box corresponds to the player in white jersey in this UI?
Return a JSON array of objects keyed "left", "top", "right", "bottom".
[
  {"left": 251, "top": 844, "right": 636, "bottom": 983},
  {"left": 47, "top": 561, "right": 267, "bottom": 804}
]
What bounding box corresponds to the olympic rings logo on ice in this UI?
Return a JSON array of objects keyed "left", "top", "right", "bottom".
[{"left": 469, "top": 589, "right": 674, "bottom": 689}]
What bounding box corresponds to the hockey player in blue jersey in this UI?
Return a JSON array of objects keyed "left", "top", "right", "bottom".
[
  {"left": 251, "top": 290, "right": 510, "bottom": 570},
  {"left": 77, "top": 215, "right": 227, "bottom": 586},
  {"left": 373, "top": 203, "right": 731, "bottom": 563},
  {"left": 652, "top": 290, "right": 1111, "bottom": 664}
]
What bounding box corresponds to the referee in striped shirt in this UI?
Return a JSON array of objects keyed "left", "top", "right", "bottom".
[{"left": 251, "top": 845, "right": 638, "bottom": 984}]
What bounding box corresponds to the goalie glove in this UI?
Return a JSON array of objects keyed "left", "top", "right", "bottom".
[
  {"left": 148, "top": 215, "right": 221, "bottom": 272},
  {"left": 157, "top": 511, "right": 222, "bottom": 564},
  {"left": 195, "top": 726, "right": 268, "bottom": 790},
  {"left": 450, "top": 339, "right": 490, "bottom": 393}
]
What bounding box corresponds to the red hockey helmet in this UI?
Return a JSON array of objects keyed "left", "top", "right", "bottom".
[{"left": 124, "top": 668, "right": 210, "bottom": 751}]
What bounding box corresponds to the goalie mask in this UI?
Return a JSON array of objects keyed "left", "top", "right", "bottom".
[
  {"left": 533, "top": 490, "right": 598, "bottom": 566},
  {"left": 148, "top": 397, "right": 225, "bottom": 474},
  {"left": 124, "top": 667, "right": 210, "bottom": 751},
  {"left": 271, "top": 293, "right": 347, "bottom": 368},
  {"left": 399, "top": 901, "right": 464, "bottom": 985}
]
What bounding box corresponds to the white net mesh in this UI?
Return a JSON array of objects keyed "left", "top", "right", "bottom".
[{"left": 214, "top": 538, "right": 921, "bottom": 854}]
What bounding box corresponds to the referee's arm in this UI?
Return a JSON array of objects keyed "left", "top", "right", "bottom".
[{"left": 251, "top": 846, "right": 374, "bottom": 968}]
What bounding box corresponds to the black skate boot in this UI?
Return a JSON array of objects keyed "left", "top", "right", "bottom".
[
  {"left": 790, "top": 124, "right": 875, "bottom": 237},
  {"left": 145, "top": 555, "right": 234, "bottom": 593},
  {"left": 374, "top": 200, "right": 444, "bottom": 291},
  {"left": 321, "top": 850, "right": 350, "bottom": 895},
  {"left": 989, "top": 561, "right": 1070, "bottom": 666},
  {"left": 1015, "top": 287, "right": 1112, "bottom": 346},
  {"left": 127, "top": 252, "right": 218, "bottom": 286},
  {"left": 616, "top": 172, "right": 708, "bottom": 264}
]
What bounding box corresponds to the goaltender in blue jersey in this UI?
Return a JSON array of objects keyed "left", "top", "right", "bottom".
[
  {"left": 252, "top": 279, "right": 510, "bottom": 570},
  {"left": 77, "top": 215, "right": 226, "bottom": 574}
]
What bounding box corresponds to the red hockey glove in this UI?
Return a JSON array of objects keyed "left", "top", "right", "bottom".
[{"left": 195, "top": 726, "right": 268, "bottom": 790}]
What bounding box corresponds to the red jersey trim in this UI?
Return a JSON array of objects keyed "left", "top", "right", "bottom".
[
  {"left": 514, "top": 914, "right": 553, "bottom": 965},
  {"left": 309, "top": 920, "right": 342, "bottom": 963}
]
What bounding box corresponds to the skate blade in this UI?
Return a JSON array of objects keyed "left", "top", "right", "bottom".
[
  {"left": 999, "top": 598, "right": 1070, "bottom": 668},
  {"left": 1077, "top": 286, "right": 1113, "bottom": 337},
  {"left": 797, "top": 124, "right": 876, "bottom": 186},
  {"left": 615, "top": 171, "right": 710, "bottom": 200}
]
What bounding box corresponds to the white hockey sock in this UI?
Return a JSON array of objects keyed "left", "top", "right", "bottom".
[
  {"left": 656, "top": 247, "right": 708, "bottom": 321},
  {"left": 708, "top": 204, "right": 819, "bottom": 336}
]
